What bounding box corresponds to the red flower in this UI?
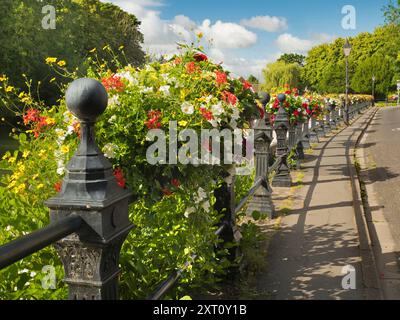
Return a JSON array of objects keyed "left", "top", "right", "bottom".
[
  {"left": 285, "top": 90, "right": 291, "bottom": 95},
  {"left": 171, "top": 179, "right": 181, "bottom": 188},
  {"left": 222, "top": 91, "right": 237, "bottom": 106},
  {"left": 200, "top": 108, "right": 214, "bottom": 121},
  {"left": 162, "top": 188, "right": 173, "bottom": 196},
  {"left": 145, "top": 110, "right": 162, "bottom": 129},
  {"left": 23, "top": 109, "right": 40, "bottom": 125},
  {"left": 242, "top": 80, "right": 253, "bottom": 90},
  {"left": 293, "top": 110, "right": 300, "bottom": 117},
  {"left": 54, "top": 181, "right": 62, "bottom": 193},
  {"left": 194, "top": 53, "right": 208, "bottom": 62},
  {"left": 113, "top": 167, "right": 126, "bottom": 189},
  {"left": 302, "top": 103, "right": 308, "bottom": 108},
  {"left": 186, "top": 62, "right": 199, "bottom": 74},
  {"left": 258, "top": 106, "right": 265, "bottom": 119},
  {"left": 101, "top": 74, "right": 125, "bottom": 92},
  {"left": 215, "top": 71, "right": 227, "bottom": 86}
]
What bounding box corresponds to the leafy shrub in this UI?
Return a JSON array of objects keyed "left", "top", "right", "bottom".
[{"left": 0, "top": 43, "right": 260, "bottom": 299}]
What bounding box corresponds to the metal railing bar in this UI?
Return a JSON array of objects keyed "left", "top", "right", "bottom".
[
  {"left": 0, "top": 215, "right": 83, "bottom": 270},
  {"left": 234, "top": 177, "right": 263, "bottom": 214}
]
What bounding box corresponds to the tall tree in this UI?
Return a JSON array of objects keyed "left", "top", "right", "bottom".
[
  {"left": 0, "top": 0, "right": 145, "bottom": 110},
  {"left": 262, "top": 61, "right": 303, "bottom": 92},
  {"left": 383, "top": 0, "right": 400, "bottom": 24},
  {"left": 278, "top": 53, "right": 306, "bottom": 66}
]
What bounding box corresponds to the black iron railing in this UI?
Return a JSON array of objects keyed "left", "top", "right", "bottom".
[{"left": 0, "top": 77, "right": 372, "bottom": 300}]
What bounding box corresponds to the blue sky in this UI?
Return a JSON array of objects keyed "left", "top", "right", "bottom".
[{"left": 103, "top": 0, "right": 388, "bottom": 78}]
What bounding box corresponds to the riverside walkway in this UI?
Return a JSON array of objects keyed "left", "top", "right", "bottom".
[{"left": 257, "top": 108, "right": 382, "bottom": 300}]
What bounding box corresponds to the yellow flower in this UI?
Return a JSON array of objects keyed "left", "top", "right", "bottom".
[
  {"left": 89, "top": 48, "right": 97, "bottom": 53},
  {"left": 32, "top": 174, "right": 39, "bottom": 180},
  {"left": 5, "top": 86, "right": 14, "bottom": 92},
  {"left": 45, "top": 117, "right": 56, "bottom": 125},
  {"left": 45, "top": 57, "right": 57, "bottom": 64},
  {"left": 14, "top": 183, "right": 26, "bottom": 194},
  {"left": 37, "top": 184, "right": 44, "bottom": 189},
  {"left": 22, "top": 151, "right": 30, "bottom": 158},
  {"left": 38, "top": 150, "right": 46, "bottom": 158},
  {"left": 178, "top": 120, "right": 188, "bottom": 127},
  {"left": 8, "top": 157, "right": 16, "bottom": 164},
  {"left": 0, "top": 75, "right": 7, "bottom": 82},
  {"left": 57, "top": 60, "right": 66, "bottom": 67},
  {"left": 61, "top": 145, "right": 70, "bottom": 154}
]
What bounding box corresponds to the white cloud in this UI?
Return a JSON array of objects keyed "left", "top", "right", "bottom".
[
  {"left": 275, "top": 33, "right": 314, "bottom": 53},
  {"left": 275, "top": 32, "right": 337, "bottom": 54},
  {"left": 198, "top": 20, "right": 257, "bottom": 49},
  {"left": 240, "top": 15, "right": 288, "bottom": 32}
]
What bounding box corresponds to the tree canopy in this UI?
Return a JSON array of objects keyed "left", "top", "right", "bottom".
[{"left": 0, "top": 0, "right": 145, "bottom": 110}]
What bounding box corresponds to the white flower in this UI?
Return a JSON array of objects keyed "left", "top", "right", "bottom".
[
  {"left": 66, "top": 125, "right": 75, "bottom": 136},
  {"left": 205, "top": 95, "right": 213, "bottom": 103},
  {"left": 102, "top": 143, "right": 118, "bottom": 159},
  {"left": 140, "top": 86, "right": 153, "bottom": 93},
  {"left": 202, "top": 200, "right": 211, "bottom": 212},
  {"left": 231, "top": 108, "right": 240, "bottom": 120},
  {"left": 18, "top": 268, "right": 29, "bottom": 274},
  {"left": 194, "top": 187, "right": 207, "bottom": 203},
  {"left": 57, "top": 166, "right": 65, "bottom": 176},
  {"left": 108, "top": 115, "right": 117, "bottom": 124},
  {"left": 108, "top": 95, "right": 120, "bottom": 108},
  {"left": 297, "top": 108, "right": 302, "bottom": 112},
  {"left": 181, "top": 102, "right": 194, "bottom": 115},
  {"left": 159, "top": 85, "right": 170, "bottom": 96},
  {"left": 5, "top": 225, "right": 11, "bottom": 231},
  {"left": 211, "top": 102, "right": 224, "bottom": 116},
  {"left": 184, "top": 207, "right": 195, "bottom": 218},
  {"left": 116, "top": 71, "right": 138, "bottom": 85},
  {"left": 30, "top": 271, "right": 36, "bottom": 278}
]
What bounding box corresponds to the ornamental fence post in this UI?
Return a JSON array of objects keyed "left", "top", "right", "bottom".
[
  {"left": 272, "top": 94, "right": 292, "bottom": 188},
  {"left": 301, "top": 119, "right": 311, "bottom": 150},
  {"left": 246, "top": 99, "right": 274, "bottom": 219},
  {"left": 45, "top": 78, "right": 133, "bottom": 300},
  {"left": 288, "top": 124, "right": 296, "bottom": 150},
  {"left": 323, "top": 113, "right": 331, "bottom": 134},
  {"left": 214, "top": 168, "right": 239, "bottom": 263},
  {"left": 296, "top": 123, "right": 305, "bottom": 160},
  {"left": 316, "top": 118, "right": 325, "bottom": 139},
  {"left": 309, "top": 117, "right": 319, "bottom": 143},
  {"left": 330, "top": 108, "right": 337, "bottom": 129}
]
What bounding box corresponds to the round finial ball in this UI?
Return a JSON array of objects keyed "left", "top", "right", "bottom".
[
  {"left": 277, "top": 93, "right": 286, "bottom": 103},
  {"left": 65, "top": 78, "right": 108, "bottom": 121},
  {"left": 259, "top": 92, "right": 271, "bottom": 107}
]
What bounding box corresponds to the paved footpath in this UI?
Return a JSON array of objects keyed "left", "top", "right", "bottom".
[{"left": 257, "top": 109, "right": 381, "bottom": 300}]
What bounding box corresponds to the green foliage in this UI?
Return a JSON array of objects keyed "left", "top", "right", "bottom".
[
  {"left": 262, "top": 61, "right": 303, "bottom": 92},
  {"left": 301, "top": 25, "right": 400, "bottom": 97},
  {"left": 0, "top": 0, "right": 144, "bottom": 114},
  {"left": 278, "top": 53, "right": 306, "bottom": 66},
  {"left": 0, "top": 44, "right": 259, "bottom": 299},
  {"left": 351, "top": 54, "right": 394, "bottom": 97},
  {"left": 383, "top": 0, "right": 400, "bottom": 24}
]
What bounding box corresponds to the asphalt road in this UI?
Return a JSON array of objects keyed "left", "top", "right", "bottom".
[{"left": 363, "top": 106, "right": 400, "bottom": 251}]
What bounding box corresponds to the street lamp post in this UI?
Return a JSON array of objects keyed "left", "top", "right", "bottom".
[
  {"left": 397, "top": 80, "right": 400, "bottom": 106},
  {"left": 372, "top": 75, "right": 376, "bottom": 104},
  {"left": 343, "top": 39, "right": 352, "bottom": 125}
]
